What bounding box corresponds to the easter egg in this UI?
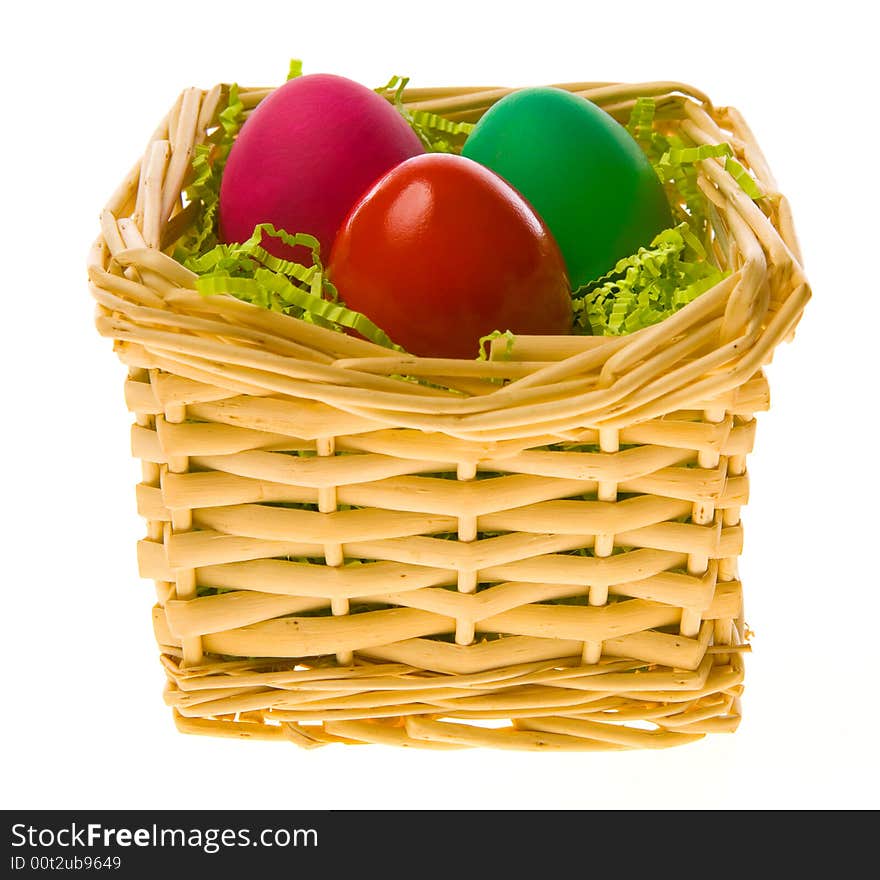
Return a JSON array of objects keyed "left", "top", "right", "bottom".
[
  {"left": 219, "top": 74, "right": 424, "bottom": 262},
  {"left": 462, "top": 87, "right": 673, "bottom": 289},
  {"left": 327, "top": 153, "right": 572, "bottom": 359}
]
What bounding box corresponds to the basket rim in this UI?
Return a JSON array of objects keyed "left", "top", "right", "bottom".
[{"left": 89, "top": 78, "right": 810, "bottom": 439}]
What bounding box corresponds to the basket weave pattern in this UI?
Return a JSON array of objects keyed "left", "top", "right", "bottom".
[{"left": 89, "top": 80, "right": 809, "bottom": 750}]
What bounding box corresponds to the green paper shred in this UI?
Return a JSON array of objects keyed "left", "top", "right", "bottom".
[
  {"left": 287, "top": 58, "right": 303, "bottom": 80},
  {"left": 186, "top": 223, "right": 329, "bottom": 294},
  {"left": 571, "top": 224, "right": 729, "bottom": 336},
  {"left": 626, "top": 96, "right": 656, "bottom": 145},
  {"left": 185, "top": 224, "right": 401, "bottom": 350},
  {"left": 478, "top": 329, "right": 515, "bottom": 361},
  {"left": 724, "top": 156, "right": 764, "bottom": 199},
  {"left": 409, "top": 109, "right": 475, "bottom": 138},
  {"left": 375, "top": 74, "right": 473, "bottom": 153},
  {"left": 658, "top": 142, "right": 734, "bottom": 168},
  {"left": 657, "top": 138, "right": 763, "bottom": 201}
]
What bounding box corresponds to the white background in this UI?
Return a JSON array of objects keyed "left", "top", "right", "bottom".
[{"left": 2, "top": 0, "right": 877, "bottom": 810}]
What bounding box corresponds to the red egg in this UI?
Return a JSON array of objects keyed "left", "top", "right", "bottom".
[
  {"left": 218, "top": 74, "right": 424, "bottom": 262},
  {"left": 328, "top": 153, "right": 572, "bottom": 359}
]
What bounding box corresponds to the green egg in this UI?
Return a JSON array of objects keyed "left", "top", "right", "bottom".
[{"left": 462, "top": 87, "right": 673, "bottom": 291}]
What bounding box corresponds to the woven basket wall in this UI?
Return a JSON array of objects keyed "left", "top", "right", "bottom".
[{"left": 88, "top": 78, "right": 809, "bottom": 751}]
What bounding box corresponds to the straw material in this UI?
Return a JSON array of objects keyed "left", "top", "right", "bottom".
[{"left": 89, "top": 79, "right": 809, "bottom": 750}]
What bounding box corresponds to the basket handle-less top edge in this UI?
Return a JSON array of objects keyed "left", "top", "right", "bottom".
[{"left": 88, "top": 79, "right": 810, "bottom": 440}]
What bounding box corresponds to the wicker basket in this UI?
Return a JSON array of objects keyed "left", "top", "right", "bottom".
[{"left": 88, "top": 78, "right": 809, "bottom": 751}]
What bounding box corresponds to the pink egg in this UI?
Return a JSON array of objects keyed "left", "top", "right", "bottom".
[{"left": 218, "top": 73, "right": 424, "bottom": 263}]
